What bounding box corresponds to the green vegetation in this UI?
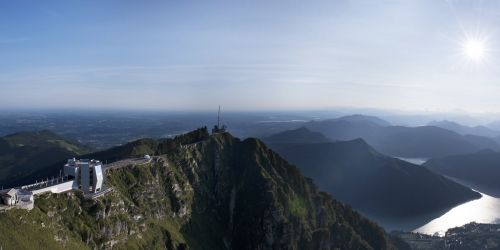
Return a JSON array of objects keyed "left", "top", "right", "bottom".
[
  {"left": 84, "top": 138, "right": 158, "bottom": 162},
  {"left": 3, "top": 130, "right": 90, "bottom": 155},
  {"left": 0, "top": 128, "right": 395, "bottom": 249},
  {"left": 289, "top": 195, "right": 308, "bottom": 218},
  {"left": 0, "top": 130, "right": 91, "bottom": 187},
  {"left": 0, "top": 208, "right": 88, "bottom": 250}
]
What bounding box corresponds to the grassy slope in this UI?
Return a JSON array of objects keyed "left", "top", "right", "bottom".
[
  {"left": 0, "top": 128, "right": 395, "bottom": 249},
  {"left": 0, "top": 208, "right": 88, "bottom": 250}
]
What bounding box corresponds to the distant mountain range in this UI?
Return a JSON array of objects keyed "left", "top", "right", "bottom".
[
  {"left": 332, "top": 114, "right": 391, "bottom": 127},
  {"left": 0, "top": 130, "right": 90, "bottom": 188},
  {"left": 428, "top": 120, "right": 500, "bottom": 138},
  {"left": 263, "top": 126, "right": 331, "bottom": 144},
  {"left": 304, "top": 115, "right": 500, "bottom": 158},
  {"left": 264, "top": 127, "right": 481, "bottom": 218},
  {"left": 424, "top": 149, "right": 500, "bottom": 194},
  {"left": 486, "top": 120, "right": 500, "bottom": 132}
]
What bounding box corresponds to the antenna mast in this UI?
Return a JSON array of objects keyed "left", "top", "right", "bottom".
[
  {"left": 212, "top": 105, "right": 226, "bottom": 134},
  {"left": 218, "top": 105, "right": 221, "bottom": 128}
]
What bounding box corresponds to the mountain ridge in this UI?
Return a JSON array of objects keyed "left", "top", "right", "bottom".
[
  {"left": 0, "top": 128, "right": 398, "bottom": 249},
  {"left": 0, "top": 130, "right": 91, "bottom": 188},
  {"left": 304, "top": 118, "right": 500, "bottom": 158},
  {"left": 333, "top": 114, "right": 391, "bottom": 127},
  {"left": 264, "top": 129, "right": 481, "bottom": 219},
  {"left": 263, "top": 127, "right": 332, "bottom": 144},
  {"left": 428, "top": 120, "right": 500, "bottom": 138},
  {"left": 424, "top": 150, "right": 500, "bottom": 195}
]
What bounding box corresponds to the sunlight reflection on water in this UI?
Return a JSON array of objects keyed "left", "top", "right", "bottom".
[
  {"left": 414, "top": 191, "right": 500, "bottom": 236},
  {"left": 394, "top": 157, "right": 428, "bottom": 165}
]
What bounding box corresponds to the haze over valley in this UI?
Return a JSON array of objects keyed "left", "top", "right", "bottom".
[{"left": 3, "top": 1, "right": 500, "bottom": 249}]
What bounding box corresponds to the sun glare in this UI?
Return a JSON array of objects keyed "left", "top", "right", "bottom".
[{"left": 462, "top": 38, "right": 486, "bottom": 61}]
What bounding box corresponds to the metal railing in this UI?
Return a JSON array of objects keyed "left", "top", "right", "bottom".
[{"left": 21, "top": 175, "right": 74, "bottom": 192}]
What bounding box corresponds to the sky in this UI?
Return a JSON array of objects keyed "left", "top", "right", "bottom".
[{"left": 1, "top": 0, "right": 500, "bottom": 112}]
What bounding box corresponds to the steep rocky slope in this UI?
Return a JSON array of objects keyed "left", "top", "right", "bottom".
[{"left": 0, "top": 128, "right": 396, "bottom": 249}]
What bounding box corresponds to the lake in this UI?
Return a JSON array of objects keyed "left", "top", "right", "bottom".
[
  {"left": 414, "top": 190, "right": 500, "bottom": 236},
  {"left": 369, "top": 166, "right": 500, "bottom": 235},
  {"left": 395, "top": 157, "right": 428, "bottom": 165}
]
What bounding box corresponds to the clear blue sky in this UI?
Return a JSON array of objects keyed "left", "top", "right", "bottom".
[{"left": 1, "top": 0, "right": 499, "bottom": 112}]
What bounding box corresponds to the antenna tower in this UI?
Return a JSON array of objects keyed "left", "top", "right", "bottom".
[{"left": 218, "top": 105, "right": 221, "bottom": 128}]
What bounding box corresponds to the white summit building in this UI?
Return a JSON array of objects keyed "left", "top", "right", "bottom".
[
  {"left": 64, "top": 158, "right": 103, "bottom": 194},
  {"left": 1, "top": 158, "right": 106, "bottom": 210}
]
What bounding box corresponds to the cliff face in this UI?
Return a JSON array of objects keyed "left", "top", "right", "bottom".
[{"left": 0, "top": 128, "right": 394, "bottom": 250}]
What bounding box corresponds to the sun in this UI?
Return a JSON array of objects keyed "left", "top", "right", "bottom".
[{"left": 461, "top": 38, "right": 486, "bottom": 61}]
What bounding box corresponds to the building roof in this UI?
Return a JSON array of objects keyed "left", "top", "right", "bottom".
[
  {"left": 1, "top": 188, "right": 17, "bottom": 197},
  {"left": 66, "top": 158, "right": 102, "bottom": 168},
  {"left": 17, "top": 189, "right": 32, "bottom": 196}
]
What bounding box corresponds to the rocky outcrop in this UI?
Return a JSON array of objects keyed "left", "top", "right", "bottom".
[{"left": 0, "top": 128, "right": 395, "bottom": 249}]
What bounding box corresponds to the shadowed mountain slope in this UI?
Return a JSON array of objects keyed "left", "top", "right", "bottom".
[
  {"left": 0, "top": 128, "right": 398, "bottom": 249},
  {"left": 264, "top": 128, "right": 481, "bottom": 218},
  {"left": 263, "top": 127, "right": 332, "bottom": 144},
  {"left": 305, "top": 118, "right": 500, "bottom": 158},
  {"left": 0, "top": 130, "right": 91, "bottom": 187},
  {"left": 424, "top": 149, "right": 500, "bottom": 195}
]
